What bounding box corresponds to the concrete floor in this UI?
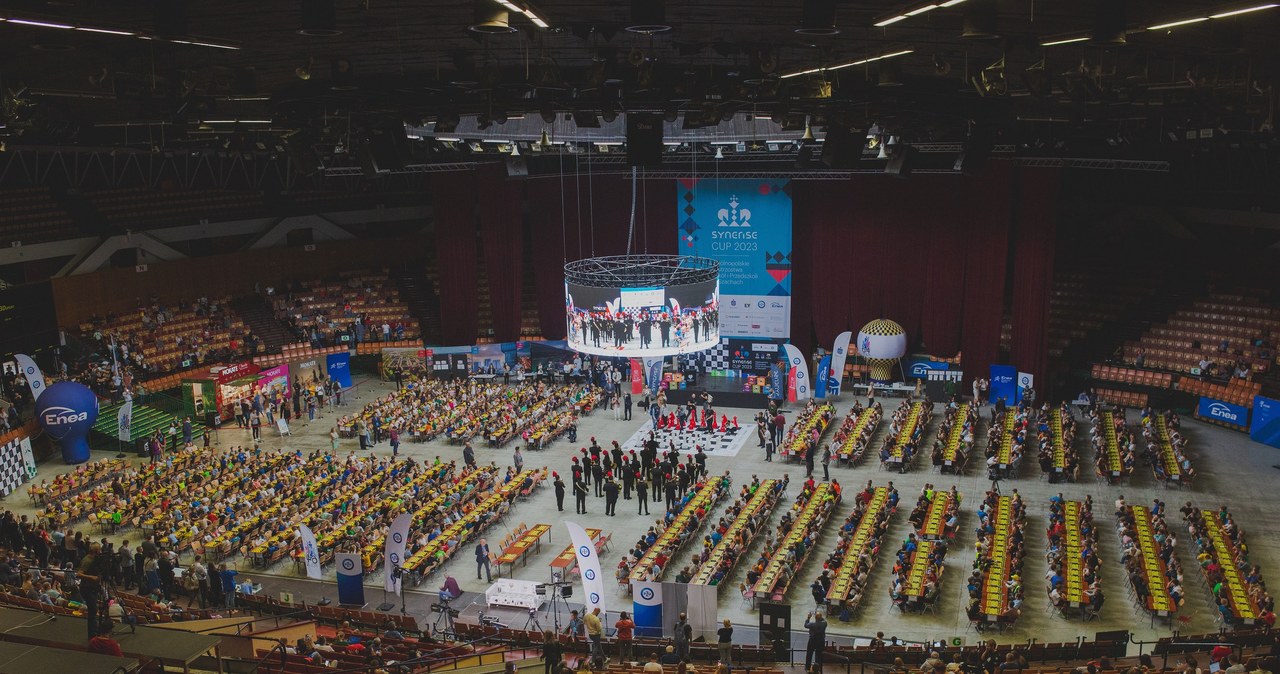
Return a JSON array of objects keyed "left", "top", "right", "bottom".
[{"left": 11, "top": 374, "right": 1280, "bottom": 648}]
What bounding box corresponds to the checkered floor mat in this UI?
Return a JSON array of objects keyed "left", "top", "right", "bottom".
[{"left": 620, "top": 417, "right": 755, "bottom": 458}]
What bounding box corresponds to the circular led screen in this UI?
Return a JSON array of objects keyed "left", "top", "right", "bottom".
[{"left": 564, "top": 255, "right": 720, "bottom": 357}]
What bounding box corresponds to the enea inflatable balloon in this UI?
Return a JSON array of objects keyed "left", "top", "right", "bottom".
[{"left": 35, "top": 381, "right": 99, "bottom": 464}]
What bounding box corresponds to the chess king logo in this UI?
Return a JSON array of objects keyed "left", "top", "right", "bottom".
[{"left": 716, "top": 195, "right": 752, "bottom": 227}]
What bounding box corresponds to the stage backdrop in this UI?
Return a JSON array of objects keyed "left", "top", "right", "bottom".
[
  {"left": 678, "top": 179, "right": 792, "bottom": 339},
  {"left": 1252, "top": 396, "right": 1280, "bottom": 449}
]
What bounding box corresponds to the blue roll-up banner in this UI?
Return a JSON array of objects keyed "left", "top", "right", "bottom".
[
  {"left": 632, "top": 580, "right": 664, "bottom": 638},
  {"left": 326, "top": 352, "right": 352, "bottom": 388},
  {"left": 906, "top": 358, "right": 950, "bottom": 380},
  {"left": 769, "top": 361, "right": 785, "bottom": 400},
  {"left": 814, "top": 355, "right": 831, "bottom": 399},
  {"left": 989, "top": 365, "right": 1018, "bottom": 406},
  {"left": 336, "top": 552, "right": 365, "bottom": 606},
  {"left": 643, "top": 357, "right": 664, "bottom": 395},
  {"left": 1251, "top": 396, "right": 1280, "bottom": 448},
  {"left": 1198, "top": 396, "right": 1249, "bottom": 429}
]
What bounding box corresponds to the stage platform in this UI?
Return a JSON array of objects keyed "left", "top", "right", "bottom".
[
  {"left": 455, "top": 594, "right": 589, "bottom": 634},
  {"left": 661, "top": 375, "right": 771, "bottom": 410},
  {"left": 0, "top": 640, "right": 140, "bottom": 673},
  {"left": 0, "top": 606, "right": 222, "bottom": 673}
]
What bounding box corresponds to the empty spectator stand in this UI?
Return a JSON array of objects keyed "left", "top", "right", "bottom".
[
  {"left": 276, "top": 270, "right": 420, "bottom": 342},
  {"left": 0, "top": 187, "right": 80, "bottom": 244},
  {"left": 84, "top": 187, "right": 267, "bottom": 230},
  {"left": 1091, "top": 364, "right": 1175, "bottom": 389},
  {"left": 1177, "top": 376, "right": 1261, "bottom": 408},
  {"left": 1122, "top": 294, "right": 1277, "bottom": 375}
]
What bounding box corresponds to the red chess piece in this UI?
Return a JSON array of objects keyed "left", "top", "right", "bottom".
[
  {"left": 668, "top": 412, "right": 678, "bottom": 427},
  {"left": 732, "top": 415, "right": 739, "bottom": 429},
  {"left": 709, "top": 414, "right": 718, "bottom": 431},
  {"left": 687, "top": 414, "right": 696, "bottom": 431},
  {"left": 721, "top": 414, "right": 730, "bottom": 430}
]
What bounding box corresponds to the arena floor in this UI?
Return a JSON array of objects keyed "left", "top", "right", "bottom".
[{"left": 14, "top": 374, "right": 1280, "bottom": 647}]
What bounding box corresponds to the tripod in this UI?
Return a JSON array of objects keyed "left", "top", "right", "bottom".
[
  {"left": 431, "top": 598, "right": 456, "bottom": 639},
  {"left": 543, "top": 581, "right": 572, "bottom": 632},
  {"left": 523, "top": 608, "right": 543, "bottom": 632}
]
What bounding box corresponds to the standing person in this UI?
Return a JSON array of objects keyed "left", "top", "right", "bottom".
[
  {"left": 514, "top": 447, "right": 525, "bottom": 473},
  {"left": 389, "top": 428, "right": 400, "bottom": 458},
  {"left": 574, "top": 476, "right": 589, "bottom": 514},
  {"left": 821, "top": 444, "right": 832, "bottom": 481},
  {"left": 77, "top": 543, "right": 108, "bottom": 641},
  {"left": 585, "top": 607, "right": 605, "bottom": 665},
  {"left": 182, "top": 416, "right": 193, "bottom": 445},
  {"left": 804, "top": 611, "right": 827, "bottom": 671},
  {"left": 624, "top": 392, "right": 633, "bottom": 421},
  {"left": 717, "top": 619, "right": 734, "bottom": 666},
  {"left": 553, "top": 473, "right": 566, "bottom": 511},
  {"left": 463, "top": 443, "right": 477, "bottom": 469},
  {"left": 189, "top": 555, "right": 209, "bottom": 608},
  {"left": 673, "top": 613, "right": 691, "bottom": 661},
  {"left": 636, "top": 478, "right": 650, "bottom": 515},
  {"left": 541, "top": 630, "right": 564, "bottom": 674},
  {"left": 615, "top": 612, "right": 635, "bottom": 662},
  {"left": 250, "top": 410, "right": 261, "bottom": 441},
  {"left": 804, "top": 442, "right": 815, "bottom": 478},
  {"left": 603, "top": 477, "right": 619, "bottom": 516},
  {"left": 773, "top": 410, "right": 786, "bottom": 448},
  {"left": 330, "top": 427, "right": 339, "bottom": 452},
  {"left": 475, "top": 538, "right": 492, "bottom": 582},
  {"left": 219, "top": 563, "right": 239, "bottom": 608}
]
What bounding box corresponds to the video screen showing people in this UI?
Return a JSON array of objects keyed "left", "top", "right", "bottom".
[{"left": 565, "top": 279, "right": 719, "bottom": 357}]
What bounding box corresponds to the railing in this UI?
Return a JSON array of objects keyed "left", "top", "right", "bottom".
[{"left": 246, "top": 641, "right": 287, "bottom": 674}]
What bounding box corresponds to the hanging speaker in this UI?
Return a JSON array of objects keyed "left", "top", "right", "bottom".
[
  {"left": 626, "top": 112, "right": 663, "bottom": 167},
  {"left": 299, "top": 0, "right": 341, "bottom": 36},
  {"left": 962, "top": 0, "right": 999, "bottom": 39},
  {"left": 819, "top": 124, "right": 857, "bottom": 168}
]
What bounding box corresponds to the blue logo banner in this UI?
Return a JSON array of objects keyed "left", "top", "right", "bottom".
[
  {"left": 989, "top": 365, "right": 1017, "bottom": 405},
  {"left": 1251, "top": 396, "right": 1280, "bottom": 448},
  {"left": 326, "top": 352, "right": 352, "bottom": 388},
  {"left": 769, "top": 362, "right": 786, "bottom": 400},
  {"left": 814, "top": 355, "right": 831, "bottom": 399},
  {"left": 906, "top": 359, "right": 949, "bottom": 380},
  {"left": 679, "top": 178, "right": 792, "bottom": 339},
  {"left": 335, "top": 552, "right": 365, "bottom": 606},
  {"left": 1198, "top": 397, "right": 1249, "bottom": 428}
]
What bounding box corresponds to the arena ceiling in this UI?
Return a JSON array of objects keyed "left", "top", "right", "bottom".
[{"left": 0, "top": 0, "right": 1277, "bottom": 159}]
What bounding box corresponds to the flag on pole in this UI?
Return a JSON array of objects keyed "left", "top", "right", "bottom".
[
  {"left": 13, "top": 354, "right": 45, "bottom": 401},
  {"left": 829, "top": 331, "right": 852, "bottom": 396},
  {"left": 117, "top": 400, "right": 133, "bottom": 443},
  {"left": 299, "top": 524, "right": 322, "bottom": 580},
  {"left": 384, "top": 513, "right": 412, "bottom": 594},
  {"left": 566, "top": 521, "right": 607, "bottom": 616}
]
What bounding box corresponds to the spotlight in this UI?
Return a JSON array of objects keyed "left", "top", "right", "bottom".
[
  {"left": 470, "top": 0, "right": 517, "bottom": 34},
  {"left": 539, "top": 130, "right": 551, "bottom": 149},
  {"left": 714, "top": 146, "right": 724, "bottom": 159},
  {"left": 799, "top": 116, "right": 815, "bottom": 143}
]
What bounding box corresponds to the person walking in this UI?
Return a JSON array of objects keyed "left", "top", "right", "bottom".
[
  {"left": 773, "top": 410, "right": 786, "bottom": 448},
  {"left": 329, "top": 427, "right": 339, "bottom": 452},
  {"left": 553, "top": 473, "right": 566, "bottom": 511},
  {"left": 615, "top": 612, "right": 635, "bottom": 662},
  {"left": 475, "top": 538, "right": 492, "bottom": 582},
  {"left": 389, "top": 428, "right": 400, "bottom": 457},
  {"left": 463, "top": 443, "right": 477, "bottom": 469},
  {"left": 717, "top": 619, "right": 734, "bottom": 667},
  {"left": 821, "top": 444, "right": 832, "bottom": 481},
  {"left": 514, "top": 447, "right": 525, "bottom": 473},
  {"left": 804, "top": 610, "right": 827, "bottom": 671},
  {"left": 541, "top": 630, "right": 564, "bottom": 674}
]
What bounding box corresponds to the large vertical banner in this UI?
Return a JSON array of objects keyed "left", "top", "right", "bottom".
[
  {"left": 814, "top": 355, "right": 831, "bottom": 399},
  {"left": 566, "top": 521, "right": 607, "bottom": 616},
  {"left": 326, "top": 352, "right": 352, "bottom": 388},
  {"left": 13, "top": 354, "right": 45, "bottom": 401},
  {"left": 298, "top": 524, "right": 322, "bottom": 580},
  {"left": 384, "top": 513, "right": 412, "bottom": 594},
  {"left": 643, "top": 357, "right": 664, "bottom": 396},
  {"left": 632, "top": 580, "right": 663, "bottom": 638},
  {"left": 117, "top": 400, "right": 133, "bottom": 443},
  {"left": 829, "top": 331, "right": 852, "bottom": 396},
  {"left": 679, "top": 179, "right": 792, "bottom": 339},
  {"left": 989, "top": 365, "right": 1018, "bottom": 406},
  {"left": 336, "top": 553, "right": 365, "bottom": 606},
  {"left": 783, "top": 344, "right": 812, "bottom": 402},
  {"left": 1251, "top": 396, "right": 1280, "bottom": 449}
]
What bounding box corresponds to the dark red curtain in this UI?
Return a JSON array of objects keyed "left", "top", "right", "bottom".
[
  {"left": 1009, "top": 166, "right": 1062, "bottom": 381},
  {"left": 476, "top": 166, "right": 524, "bottom": 343},
  {"left": 959, "top": 161, "right": 1015, "bottom": 386},
  {"left": 790, "top": 186, "right": 815, "bottom": 356},
  {"left": 527, "top": 177, "right": 570, "bottom": 339},
  {"left": 919, "top": 177, "right": 968, "bottom": 356},
  {"left": 795, "top": 180, "right": 852, "bottom": 348},
  {"left": 431, "top": 170, "right": 480, "bottom": 345}
]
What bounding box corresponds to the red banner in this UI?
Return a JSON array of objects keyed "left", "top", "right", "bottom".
[
  {"left": 787, "top": 365, "right": 798, "bottom": 402},
  {"left": 630, "top": 359, "right": 644, "bottom": 394}
]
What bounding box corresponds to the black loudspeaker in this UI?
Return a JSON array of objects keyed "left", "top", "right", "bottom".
[
  {"left": 820, "top": 124, "right": 858, "bottom": 168},
  {"left": 359, "top": 133, "right": 404, "bottom": 176},
  {"left": 560, "top": 585, "right": 573, "bottom": 598},
  {"left": 954, "top": 130, "right": 992, "bottom": 175},
  {"left": 627, "top": 112, "right": 663, "bottom": 167},
  {"left": 506, "top": 156, "right": 529, "bottom": 178},
  {"left": 758, "top": 601, "right": 792, "bottom": 650},
  {"left": 885, "top": 146, "right": 915, "bottom": 177}
]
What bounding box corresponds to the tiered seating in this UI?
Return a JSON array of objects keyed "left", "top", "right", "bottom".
[
  {"left": 690, "top": 478, "right": 782, "bottom": 585},
  {"left": 889, "top": 535, "right": 947, "bottom": 613},
  {"left": 970, "top": 492, "right": 1026, "bottom": 628},
  {"left": 1188, "top": 506, "right": 1272, "bottom": 626},
  {"left": 931, "top": 403, "right": 976, "bottom": 474},
  {"left": 93, "top": 401, "right": 203, "bottom": 445},
  {"left": 405, "top": 468, "right": 546, "bottom": 579},
  {"left": 1178, "top": 377, "right": 1262, "bottom": 408},
  {"left": 1047, "top": 498, "right": 1101, "bottom": 618},
  {"left": 0, "top": 187, "right": 79, "bottom": 243},
  {"left": 1094, "top": 388, "right": 1148, "bottom": 408},
  {"left": 751, "top": 481, "right": 840, "bottom": 601},
  {"left": 910, "top": 486, "right": 961, "bottom": 541},
  {"left": 879, "top": 399, "right": 933, "bottom": 472},
  {"left": 1118, "top": 503, "right": 1179, "bottom": 619},
  {"left": 79, "top": 296, "right": 247, "bottom": 374},
  {"left": 1123, "top": 294, "right": 1277, "bottom": 375},
  {"left": 824, "top": 484, "right": 896, "bottom": 611},
  {"left": 86, "top": 187, "right": 267, "bottom": 230},
  {"left": 1037, "top": 403, "right": 1078, "bottom": 482},
  {"left": 1047, "top": 271, "right": 1152, "bottom": 357},
  {"left": 629, "top": 476, "right": 731, "bottom": 583},
  {"left": 277, "top": 270, "right": 419, "bottom": 345},
  {"left": 779, "top": 401, "right": 836, "bottom": 461},
  {"left": 1142, "top": 410, "right": 1194, "bottom": 487},
  {"left": 1090, "top": 410, "right": 1134, "bottom": 484},
  {"left": 833, "top": 402, "right": 882, "bottom": 464},
  {"left": 1090, "top": 364, "right": 1174, "bottom": 389},
  {"left": 985, "top": 408, "right": 1027, "bottom": 478}
]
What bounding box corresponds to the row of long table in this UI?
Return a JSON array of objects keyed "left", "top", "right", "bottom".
[
  {"left": 1198, "top": 509, "right": 1259, "bottom": 624},
  {"left": 826, "top": 486, "right": 894, "bottom": 605},
  {"left": 1097, "top": 411, "right": 1125, "bottom": 478},
  {"left": 940, "top": 403, "right": 972, "bottom": 466},
  {"left": 1046, "top": 407, "right": 1070, "bottom": 472},
  {"left": 902, "top": 540, "right": 940, "bottom": 599},
  {"left": 1060, "top": 500, "right": 1087, "bottom": 605},
  {"left": 1150, "top": 415, "right": 1188, "bottom": 482},
  {"left": 917, "top": 491, "right": 959, "bottom": 540},
  {"left": 835, "top": 406, "right": 882, "bottom": 463},
  {"left": 753, "top": 482, "right": 838, "bottom": 598},
  {"left": 886, "top": 401, "right": 931, "bottom": 465},
  {"left": 629, "top": 478, "right": 729, "bottom": 583},
  {"left": 994, "top": 411, "right": 1018, "bottom": 468},
  {"left": 406, "top": 468, "right": 543, "bottom": 574},
  {"left": 1125, "top": 505, "right": 1177, "bottom": 615},
  {"left": 692, "top": 480, "right": 781, "bottom": 585},
  {"left": 979, "top": 495, "right": 1017, "bottom": 619},
  {"left": 782, "top": 403, "right": 836, "bottom": 460}
]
